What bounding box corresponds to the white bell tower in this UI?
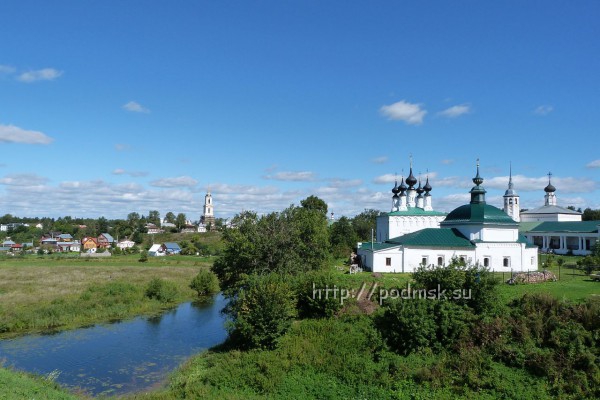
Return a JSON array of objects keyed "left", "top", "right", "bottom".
[
  {"left": 202, "top": 189, "right": 215, "bottom": 227},
  {"left": 503, "top": 164, "right": 520, "bottom": 222}
]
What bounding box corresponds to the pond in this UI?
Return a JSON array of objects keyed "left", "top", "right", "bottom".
[{"left": 0, "top": 294, "right": 228, "bottom": 397}]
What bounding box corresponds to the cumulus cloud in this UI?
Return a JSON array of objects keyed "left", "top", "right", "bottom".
[
  {"left": 586, "top": 160, "right": 600, "bottom": 169},
  {"left": 484, "top": 174, "right": 596, "bottom": 193},
  {"left": 150, "top": 176, "right": 198, "bottom": 188},
  {"left": 264, "top": 171, "right": 316, "bottom": 181},
  {"left": 0, "top": 65, "right": 16, "bottom": 74},
  {"left": 123, "top": 101, "right": 150, "bottom": 113},
  {"left": 326, "top": 178, "right": 363, "bottom": 188},
  {"left": 371, "top": 156, "right": 388, "bottom": 164},
  {"left": 441, "top": 159, "right": 454, "bottom": 165},
  {"left": 112, "top": 168, "right": 148, "bottom": 177},
  {"left": 373, "top": 174, "right": 397, "bottom": 184},
  {"left": 380, "top": 100, "right": 426, "bottom": 125},
  {"left": 17, "top": 68, "right": 63, "bottom": 82},
  {"left": 0, "top": 124, "right": 54, "bottom": 144},
  {"left": 438, "top": 104, "right": 470, "bottom": 118},
  {"left": 0, "top": 173, "right": 48, "bottom": 186},
  {"left": 534, "top": 105, "right": 553, "bottom": 115}
]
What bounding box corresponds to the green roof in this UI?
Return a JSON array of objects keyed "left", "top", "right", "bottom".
[
  {"left": 386, "top": 208, "right": 447, "bottom": 217},
  {"left": 387, "top": 228, "right": 475, "bottom": 248},
  {"left": 518, "top": 221, "right": 543, "bottom": 233},
  {"left": 359, "top": 241, "right": 400, "bottom": 252},
  {"left": 527, "top": 221, "right": 599, "bottom": 233},
  {"left": 441, "top": 203, "right": 517, "bottom": 225}
]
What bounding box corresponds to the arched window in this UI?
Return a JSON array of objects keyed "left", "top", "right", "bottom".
[
  {"left": 437, "top": 256, "right": 443, "bottom": 266},
  {"left": 484, "top": 257, "right": 490, "bottom": 267},
  {"left": 503, "top": 257, "right": 510, "bottom": 267}
]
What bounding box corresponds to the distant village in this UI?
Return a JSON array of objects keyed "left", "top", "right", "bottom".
[{"left": 0, "top": 191, "right": 227, "bottom": 256}]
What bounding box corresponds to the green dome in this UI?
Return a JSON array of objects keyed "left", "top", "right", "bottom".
[{"left": 442, "top": 203, "right": 517, "bottom": 225}]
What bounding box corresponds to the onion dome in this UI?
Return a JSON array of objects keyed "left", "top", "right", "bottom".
[
  {"left": 416, "top": 179, "right": 424, "bottom": 196},
  {"left": 398, "top": 177, "right": 407, "bottom": 196},
  {"left": 424, "top": 176, "right": 432, "bottom": 195},
  {"left": 470, "top": 160, "right": 487, "bottom": 204},
  {"left": 544, "top": 172, "right": 556, "bottom": 193},
  {"left": 392, "top": 179, "right": 399, "bottom": 195},
  {"left": 406, "top": 167, "right": 417, "bottom": 188}
]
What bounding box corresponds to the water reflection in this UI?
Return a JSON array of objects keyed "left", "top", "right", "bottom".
[{"left": 0, "top": 294, "right": 227, "bottom": 397}]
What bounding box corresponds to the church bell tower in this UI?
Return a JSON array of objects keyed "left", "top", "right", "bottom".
[
  {"left": 202, "top": 190, "right": 215, "bottom": 228},
  {"left": 503, "top": 164, "right": 520, "bottom": 222}
]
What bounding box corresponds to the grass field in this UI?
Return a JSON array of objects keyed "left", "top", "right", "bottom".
[{"left": 0, "top": 254, "right": 213, "bottom": 339}]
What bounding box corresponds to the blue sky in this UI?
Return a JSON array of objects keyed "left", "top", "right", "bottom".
[{"left": 1, "top": 1, "right": 599, "bottom": 220}]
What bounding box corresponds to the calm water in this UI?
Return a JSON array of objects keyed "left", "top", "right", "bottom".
[{"left": 0, "top": 294, "right": 228, "bottom": 397}]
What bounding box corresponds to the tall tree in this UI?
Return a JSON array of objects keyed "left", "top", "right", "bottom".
[
  {"left": 148, "top": 210, "right": 161, "bottom": 226},
  {"left": 97, "top": 216, "right": 109, "bottom": 234},
  {"left": 300, "top": 195, "right": 328, "bottom": 217},
  {"left": 165, "top": 212, "right": 176, "bottom": 224},
  {"left": 351, "top": 209, "right": 380, "bottom": 241},
  {"left": 176, "top": 213, "right": 187, "bottom": 231},
  {"left": 127, "top": 212, "right": 141, "bottom": 230}
]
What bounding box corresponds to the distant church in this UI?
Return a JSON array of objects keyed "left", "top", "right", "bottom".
[{"left": 199, "top": 190, "right": 215, "bottom": 230}]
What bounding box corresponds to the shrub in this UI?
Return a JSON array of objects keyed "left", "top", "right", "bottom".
[
  {"left": 138, "top": 250, "right": 148, "bottom": 263},
  {"left": 296, "top": 271, "right": 344, "bottom": 319},
  {"left": 144, "top": 278, "right": 179, "bottom": 303},
  {"left": 225, "top": 273, "right": 296, "bottom": 350},
  {"left": 190, "top": 270, "right": 220, "bottom": 297}
]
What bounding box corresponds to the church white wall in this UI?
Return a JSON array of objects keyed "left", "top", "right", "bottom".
[
  {"left": 520, "top": 213, "right": 581, "bottom": 222},
  {"left": 403, "top": 248, "right": 475, "bottom": 273},
  {"left": 380, "top": 215, "right": 445, "bottom": 240},
  {"left": 473, "top": 242, "right": 537, "bottom": 272}
]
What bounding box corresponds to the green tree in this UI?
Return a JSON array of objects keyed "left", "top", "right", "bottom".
[
  {"left": 213, "top": 201, "right": 330, "bottom": 293},
  {"left": 329, "top": 216, "right": 358, "bottom": 258},
  {"left": 225, "top": 274, "right": 296, "bottom": 350},
  {"left": 351, "top": 209, "right": 380, "bottom": 241},
  {"left": 165, "top": 212, "right": 176, "bottom": 224},
  {"left": 190, "top": 270, "right": 220, "bottom": 297},
  {"left": 148, "top": 210, "right": 161, "bottom": 226},
  {"left": 97, "top": 216, "right": 109, "bottom": 234},
  {"left": 175, "top": 213, "right": 187, "bottom": 231},
  {"left": 300, "top": 195, "right": 328, "bottom": 217},
  {"left": 127, "top": 212, "right": 141, "bottom": 230}
]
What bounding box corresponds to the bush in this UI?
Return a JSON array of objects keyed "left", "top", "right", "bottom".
[
  {"left": 225, "top": 273, "right": 297, "bottom": 350},
  {"left": 375, "top": 298, "right": 473, "bottom": 355},
  {"left": 138, "top": 250, "right": 148, "bottom": 262},
  {"left": 190, "top": 270, "right": 220, "bottom": 297},
  {"left": 412, "top": 258, "right": 499, "bottom": 314},
  {"left": 144, "top": 278, "right": 179, "bottom": 303},
  {"left": 296, "top": 271, "right": 344, "bottom": 319}
]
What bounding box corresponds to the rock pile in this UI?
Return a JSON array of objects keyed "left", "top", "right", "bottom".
[{"left": 508, "top": 270, "right": 557, "bottom": 284}]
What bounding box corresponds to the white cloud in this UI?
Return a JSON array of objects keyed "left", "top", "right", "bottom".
[
  {"left": 115, "top": 143, "right": 132, "bottom": 152},
  {"left": 438, "top": 104, "right": 470, "bottom": 118},
  {"left": 441, "top": 159, "right": 454, "bottom": 165},
  {"left": 373, "top": 174, "right": 397, "bottom": 184},
  {"left": 112, "top": 169, "right": 148, "bottom": 177},
  {"left": 123, "top": 101, "right": 150, "bottom": 113},
  {"left": 264, "top": 171, "right": 316, "bottom": 181},
  {"left": 380, "top": 100, "right": 426, "bottom": 125},
  {"left": 534, "top": 105, "right": 553, "bottom": 116},
  {"left": 586, "top": 160, "right": 600, "bottom": 169},
  {"left": 17, "top": 68, "right": 63, "bottom": 82},
  {"left": 371, "top": 156, "right": 388, "bottom": 164},
  {"left": 0, "top": 173, "right": 48, "bottom": 186},
  {"left": 483, "top": 174, "right": 596, "bottom": 194},
  {"left": 0, "top": 65, "right": 16, "bottom": 74},
  {"left": 150, "top": 176, "right": 198, "bottom": 188},
  {"left": 326, "top": 178, "right": 363, "bottom": 188},
  {"left": 0, "top": 124, "right": 54, "bottom": 144}
]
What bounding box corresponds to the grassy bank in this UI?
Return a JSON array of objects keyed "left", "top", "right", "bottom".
[
  {"left": 0, "top": 367, "right": 80, "bottom": 400},
  {"left": 0, "top": 255, "right": 210, "bottom": 338}
]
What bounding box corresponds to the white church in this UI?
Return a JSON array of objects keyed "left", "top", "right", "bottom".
[{"left": 357, "top": 162, "right": 539, "bottom": 273}]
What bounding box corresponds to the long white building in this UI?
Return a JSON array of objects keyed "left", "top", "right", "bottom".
[{"left": 358, "top": 162, "right": 538, "bottom": 273}]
